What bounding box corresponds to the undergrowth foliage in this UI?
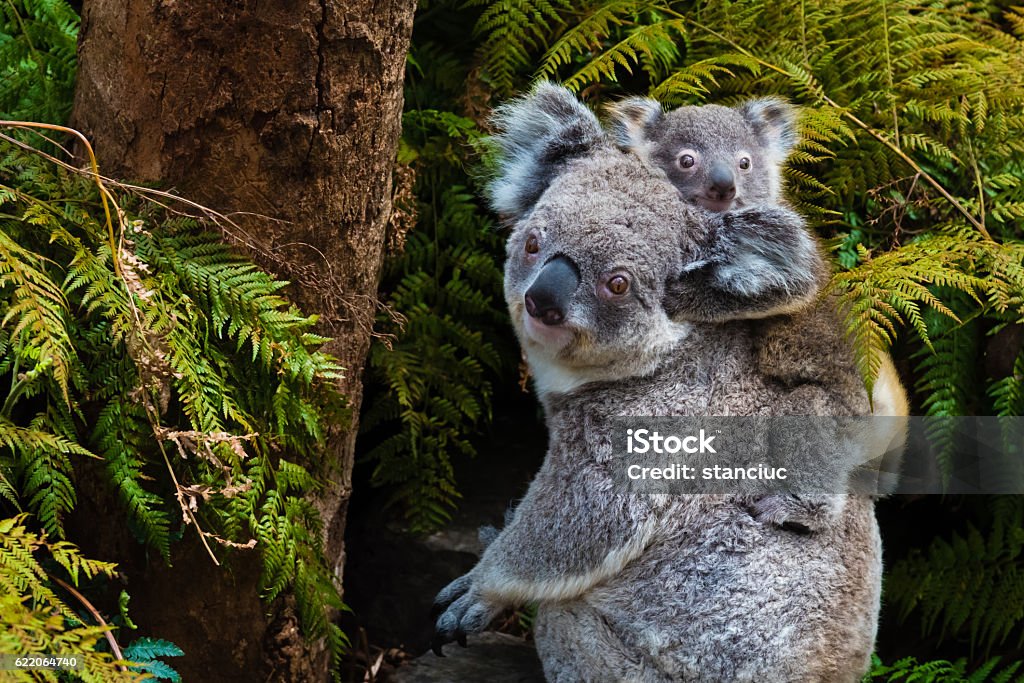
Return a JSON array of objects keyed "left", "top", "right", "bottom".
[
  {"left": 0, "top": 514, "right": 180, "bottom": 682},
  {"left": 360, "top": 22, "right": 513, "bottom": 532},
  {"left": 0, "top": 0, "right": 78, "bottom": 124},
  {"left": 887, "top": 497, "right": 1024, "bottom": 656},
  {"left": 866, "top": 653, "right": 1023, "bottom": 682},
  {"left": 0, "top": 129, "right": 349, "bottom": 670}
]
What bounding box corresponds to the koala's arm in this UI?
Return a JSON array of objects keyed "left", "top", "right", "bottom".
[
  {"left": 744, "top": 386, "right": 857, "bottom": 532},
  {"left": 665, "top": 205, "right": 827, "bottom": 323},
  {"left": 756, "top": 303, "right": 910, "bottom": 499},
  {"left": 746, "top": 321, "right": 909, "bottom": 531},
  {"left": 431, "top": 453, "right": 657, "bottom": 650}
]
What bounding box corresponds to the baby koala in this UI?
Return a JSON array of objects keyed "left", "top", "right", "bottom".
[
  {"left": 606, "top": 96, "right": 796, "bottom": 211},
  {"left": 607, "top": 95, "right": 821, "bottom": 323}
]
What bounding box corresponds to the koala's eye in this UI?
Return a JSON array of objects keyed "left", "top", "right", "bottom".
[
  {"left": 678, "top": 154, "right": 696, "bottom": 169},
  {"left": 525, "top": 233, "right": 540, "bottom": 255},
  {"left": 606, "top": 274, "right": 630, "bottom": 296},
  {"left": 739, "top": 157, "right": 752, "bottom": 170}
]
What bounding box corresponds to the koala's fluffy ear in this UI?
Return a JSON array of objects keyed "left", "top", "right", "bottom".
[
  {"left": 487, "top": 82, "right": 605, "bottom": 220},
  {"left": 605, "top": 97, "right": 664, "bottom": 151},
  {"left": 738, "top": 98, "right": 798, "bottom": 158}
]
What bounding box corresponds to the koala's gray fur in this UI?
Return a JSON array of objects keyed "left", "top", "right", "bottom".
[{"left": 432, "top": 83, "right": 908, "bottom": 682}]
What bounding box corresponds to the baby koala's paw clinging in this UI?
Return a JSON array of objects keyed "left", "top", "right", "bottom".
[
  {"left": 430, "top": 572, "right": 502, "bottom": 656},
  {"left": 744, "top": 493, "right": 845, "bottom": 534}
]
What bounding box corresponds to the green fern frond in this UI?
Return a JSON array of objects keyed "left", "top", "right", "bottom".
[
  {"left": 832, "top": 234, "right": 991, "bottom": 391},
  {"left": 887, "top": 497, "right": 1024, "bottom": 653},
  {"left": 0, "top": 223, "right": 78, "bottom": 406},
  {"left": 0, "top": 123, "right": 350, "bottom": 670},
  {"left": 122, "top": 637, "right": 183, "bottom": 681},
  {"left": 0, "top": 0, "right": 78, "bottom": 124},
  {"left": 912, "top": 292, "right": 980, "bottom": 475},
  {"left": 865, "top": 654, "right": 1023, "bottom": 682},
  {"left": 562, "top": 17, "right": 685, "bottom": 91},
  {"left": 0, "top": 514, "right": 143, "bottom": 682},
  {"left": 989, "top": 347, "right": 1024, "bottom": 417},
  {"left": 468, "top": 0, "right": 571, "bottom": 95},
  {"left": 362, "top": 102, "right": 512, "bottom": 532}
]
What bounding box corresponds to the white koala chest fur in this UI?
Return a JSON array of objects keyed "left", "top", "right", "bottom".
[
  {"left": 527, "top": 352, "right": 593, "bottom": 397},
  {"left": 526, "top": 321, "right": 693, "bottom": 400}
]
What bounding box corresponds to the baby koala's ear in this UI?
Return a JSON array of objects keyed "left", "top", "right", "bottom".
[
  {"left": 605, "top": 97, "right": 664, "bottom": 151},
  {"left": 487, "top": 81, "right": 605, "bottom": 220},
  {"left": 737, "top": 98, "right": 798, "bottom": 159}
]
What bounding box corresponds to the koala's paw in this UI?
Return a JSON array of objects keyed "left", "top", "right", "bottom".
[
  {"left": 430, "top": 573, "right": 502, "bottom": 656},
  {"left": 726, "top": 205, "right": 804, "bottom": 241},
  {"left": 745, "top": 494, "right": 845, "bottom": 534}
]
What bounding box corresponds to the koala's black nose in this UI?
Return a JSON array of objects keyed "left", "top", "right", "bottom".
[
  {"left": 525, "top": 255, "right": 580, "bottom": 326},
  {"left": 707, "top": 162, "right": 736, "bottom": 201}
]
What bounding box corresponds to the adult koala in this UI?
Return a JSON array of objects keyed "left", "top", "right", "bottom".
[{"left": 432, "top": 84, "right": 906, "bottom": 682}]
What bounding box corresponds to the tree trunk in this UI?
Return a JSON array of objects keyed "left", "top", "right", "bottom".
[{"left": 69, "top": 0, "right": 415, "bottom": 679}]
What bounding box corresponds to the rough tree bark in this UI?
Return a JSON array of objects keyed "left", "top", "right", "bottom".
[{"left": 69, "top": 0, "right": 416, "bottom": 679}]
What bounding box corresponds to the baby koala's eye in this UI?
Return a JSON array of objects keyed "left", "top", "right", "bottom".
[
  {"left": 606, "top": 274, "right": 630, "bottom": 296},
  {"left": 739, "top": 157, "right": 752, "bottom": 170},
  {"left": 678, "top": 154, "right": 696, "bottom": 169},
  {"left": 525, "top": 233, "right": 540, "bottom": 255}
]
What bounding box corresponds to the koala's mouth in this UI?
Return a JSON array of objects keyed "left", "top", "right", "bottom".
[
  {"left": 522, "top": 312, "right": 577, "bottom": 351},
  {"left": 508, "top": 300, "right": 577, "bottom": 353},
  {"left": 692, "top": 195, "right": 736, "bottom": 212}
]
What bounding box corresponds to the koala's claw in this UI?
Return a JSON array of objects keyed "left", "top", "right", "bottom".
[
  {"left": 433, "top": 574, "right": 472, "bottom": 608},
  {"left": 431, "top": 576, "right": 500, "bottom": 656},
  {"left": 745, "top": 493, "right": 843, "bottom": 533},
  {"left": 431, "top": 575, "right": 473, "bottom": 655},
  {"left": 432, "top": 629, "right": 469, "bottom": 656}
]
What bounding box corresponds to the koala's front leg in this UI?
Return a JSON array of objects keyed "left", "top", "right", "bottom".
[{"left": 431, "top": 458, "right": 657, "bottom": 654}]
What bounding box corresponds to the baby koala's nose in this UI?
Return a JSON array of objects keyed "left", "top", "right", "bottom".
[
  {"left": 707, "top": 163, "right": 737, "bottom": 201},
  {"left": 525, "top": 255, "right": 580, "bottom": 326}
]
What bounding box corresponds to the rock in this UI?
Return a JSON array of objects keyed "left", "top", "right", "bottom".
[
  {"left": 420, "top": 526, "right": 484, "bottom": 555},
  {"left": 386, "top": 633, "right": 545, "bottom": 682}
]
